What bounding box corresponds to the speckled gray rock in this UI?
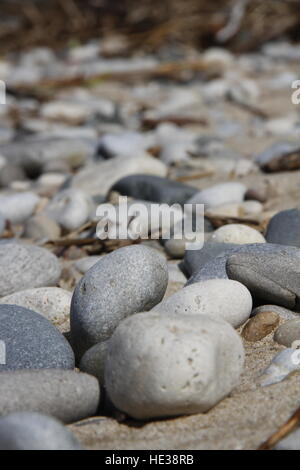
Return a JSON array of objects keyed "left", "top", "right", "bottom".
[
  {"left": 274, "top": 319, "right": 300, "bottom": 347},
  {"left": 0, "top": 242, "right": 61, "bottom": 296},
  {"left": 181, "top": 241, "right": 238, "bottom": 277},
  {"left": 0, "top": 192, "right": 39, "bottom": 224},
  {"left": 153, "top": 279, "right": 252, "bottom": 328},
  {"left": 266, "top": 209, "right": 300, "bottom": 247},
  {"left": 251, "top": 304, "right": 299, "bottom": 321},
  {"left": 274, "top": 428, "right": 300, "bottom": 450},
  {"left": 0, "top": 412, "right": 82, "bottom": 450},
  {"left": 226, "top": 243, "right": 300, "bottom": 309},
  {"left": 0, "top": 370, "right": 100, "bottom": 423},
  {"left": 24, "top": 214, "right": 61, "bottom": 240},
  {"left": 186, "top": 182, "right": 247, "bottom": 209},
  {"left": 110, "top": 174, "right": 197, "bottom": 205},
  {"left": 70, "top": 245, "right": 168, "bottom": 359},
  {"left": 0, "top": 287, "right": 72, "bottom": 333},
  {"left": 0, "top": 304, "right": 74, "bottom": 371},
  {"left": 79, "top": 341, "right": 109, "bottom": 384},
  {"left": 105, "top": 312, "right": 244, "bottom": 419}
]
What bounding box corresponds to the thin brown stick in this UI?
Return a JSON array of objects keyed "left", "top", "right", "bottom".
[{"left": 258, "top": 406, "right": 300, "bottom": 450}]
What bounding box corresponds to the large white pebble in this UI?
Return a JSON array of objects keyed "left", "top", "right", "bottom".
[
  {"left": 153, "top": 279, "right": 252, "bottom": 328},
  {"left": 105, "top": 312, "right": 244, "bottom": 419},
  {"left": 209, "top": 224, "right": 266, "bottom": 244},
  {"left": 0, "top": 192, "right": 39, "bottom": 224},
  {"left": 0, "top": 287, "right": 71, "bottom": 333}
]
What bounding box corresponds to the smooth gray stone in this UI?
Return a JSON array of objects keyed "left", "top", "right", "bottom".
[
  {"left": 186, "top": 254, "right": 230, "bottom": 285},
  {"left": 274, "top": 318, "right": 300, "bottom": 347},
  {"left": 226, "top": 243, "right": 300, "bottom": 309},
  {"left": 266, "top": 209, "right": 300, "bottom": 247},
  {"left": 110, "top": 174, "right": 198, "bottom": 205},
  {"left": 274, "top": 428, "right": 300, "bottom": 450},
  {"left": 79, "top": 341, "right": 109, "bottom": 385},
  {"left": 0, "top": 412, "right": 82, "bottom": 450},
  {"left": 0, "top": 370, "right": 100, "bottom": 423},
  {"left": 0, "top": 304, "right": 74, "bottom": 371},
  {"left": 71, "top": 245, "right": 168, "bottom": 359},
  {"left": 0, "top": 242, "right": 61, "bottom": 296},
  {"left": 181, "top": 241, "right": 239, "bottom": 277}
]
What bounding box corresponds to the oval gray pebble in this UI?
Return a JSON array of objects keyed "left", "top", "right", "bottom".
[
  {"left": 0, "top": 412, "right": 82, "bottom": 450},
  {"left": 70, "top": 245, "right": 168, "bottom": 359},
  {"left": 0, "top": 304, "right": 74, "bottom": 371},
  {"left": 0, "top": 370, "right": 100, "bottom": 423}
]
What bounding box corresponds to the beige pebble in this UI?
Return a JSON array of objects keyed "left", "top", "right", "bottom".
[{"left": 242, "top": 311, "right": 279, "bottom": 342}]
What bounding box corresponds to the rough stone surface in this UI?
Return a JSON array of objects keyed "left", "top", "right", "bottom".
[
  {"left": 71, "top": 245, "right": 168, "bottom": 359},
  {"left": 226, "top": 243, "right": 300, "bottom": 309},
  {"left": 0, "top": 287, "right": 72, "bottom": 333},
  {"left": 266, "top": 208, "right": 300, "bottom": 247},
  {"left": 0, "top": 304, "right": 74, "bottom": 371},
  {"left": 209, "top": 224, "right": 266, "bottom": 245},
  {"left": 0, "top": 412, "right": 82, "bottom": 450},
  {"left": 242, "top": 311, "right": 280, "bottom": 342},
  {"left": 105, "top": 312, "right": 244, "bottom": 419},
  {"left": 154, "top": 279, "right": 252, "bottom": 328},
  {"left": 0, "top": 242, "right": 61, "bottom": 296},
  {"left": 0, "top": 370, "right": 100, "bottom": 423}
]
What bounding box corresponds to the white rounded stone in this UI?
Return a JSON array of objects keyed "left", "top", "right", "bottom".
[
  {"left": 153, "top": 279, "right": 252, "bottom": 328},
  {"left": 0, "top": 192, "right": 40, "bottom": 224},
  {"left": 105, "top": 312, "right": 244, "bottom": 419},
  {"left": 187, "top": 182, "right": 247, "bottom": 209},
  {"left": 209, "top": 224, "right": 266, "bottom": 244},
  {"left": 46, "top": 189, "right": 94, "bottom": 232}
]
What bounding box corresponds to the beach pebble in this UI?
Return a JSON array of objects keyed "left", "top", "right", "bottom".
[
  {"left": 0, "top": 370, "right": 100, "bottom": 423},
  {"left": 0, "top": 304, "right": 74, "bottom": 371},
  {"left": 71, "top": 154, "right": 167, "bottom": 197},
  {"left": 0, "top": 412, "right": 82, "bottom": 450},
  {"left": 186, "top": 253, "right": 230, "bottom": 284},
  {"left": 79, "top": 341, "right": 109, "bottom": 385},
  {"left": 274, "top": 319, "right": 300, "bottom": 347},
  {"left": 110, "top": 174, "right": 197, "bottom": 205},
  {"left": 209, "top": 224, "right": 266, "bottom": 244},
  {"left": 256, "top": 142, "right": 300, "bottom": 172},
  {"left": 259, "top": 348, "right": 300, "bottom": 387},
  {"left": 0, "top": 287, "right": 71, "bottom": 333},
  {"left": 153, "top": 279, "right": 252, "bottom": 328},
  {"left": 0, "top": 192, "right": 39, "bottom": 224},
  {"left": 97, "top": 132, "right": 147, "bottom": 159},
  {"left": 251, "top": 304, "right": 299, "bottom": 321},
  {"left": 274, "top": 428, "right": 300, "bottom": 450},
  {"left": 164, "top": 239, "right": 186, "bottom": 258},
  {"left": 0, "top": 242, "right": 61, "bottom": 296},
  {"left": 71, "top": 245, "right": 168, "bottom": 359},
  {"left": 242, "top": 311, "right": 279, "bottom": 342},
  {"left": 181, "top": 241, "right": 238, "bottom": 277},
  {"left": 46, "top": 189, "right": 93, "bottom": 232},
  {"left": 105, "top": 312, "right": 244, "bottom": 419},
  {"left": 186, "top": 182, "right": 247, "bottom": 209},
  {"left": 74, "top": 256, "right": 102, "bottom": 274},
  {"left": 226, "top": 243, "right": 300, "bottom": 309},
  {"left": 266, "top": 209, "right": 300, "bottom": 247},
  {"left": 24, "top": 214, "right": 61, "bottom": 240}
]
